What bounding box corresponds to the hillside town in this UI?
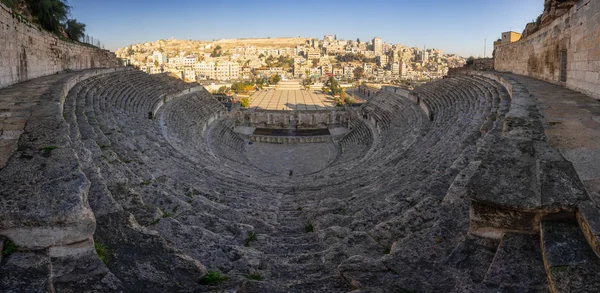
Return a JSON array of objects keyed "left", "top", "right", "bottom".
[{"left": 115, "top": 35, "right": 466, "bottom": 84}]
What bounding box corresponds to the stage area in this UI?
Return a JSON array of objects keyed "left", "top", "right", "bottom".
[
  {"left": 253, "top": 128, "right": 330, "bottom": 136},
  {"left": 249, "top": 90, "right": 335, "bottom": 111}
]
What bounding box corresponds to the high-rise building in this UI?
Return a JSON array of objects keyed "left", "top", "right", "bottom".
[{"left": 372, "top": 37, "right": 383, "bottom": 55}]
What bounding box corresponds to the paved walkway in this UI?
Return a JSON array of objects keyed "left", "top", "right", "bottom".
[
  {"left": 0, "top": 73, "right": 74, "bottom": 168},
  {"left": 507, "top": 74, "right": 600, "bottom": 205}
]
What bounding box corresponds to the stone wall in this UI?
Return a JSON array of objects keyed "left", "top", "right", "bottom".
[
  {"left": 0, "top": 3, "right": 120, "bottom": 89},
  {"left": 381, "top": 85, "right": 410, "bottom": 98},
  {"left": 249, "top": 135, "right": 330, "bottom": 144},
  {"left": 232, "top": 110, "right": 348, "bottom": 129},
  {"left": 494, "top": 0, "right": 600, "bottom": 100}
]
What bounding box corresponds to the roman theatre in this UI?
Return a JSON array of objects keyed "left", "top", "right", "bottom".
[{"left": 1, "top": 0, "right": 600, "bottom": 292}]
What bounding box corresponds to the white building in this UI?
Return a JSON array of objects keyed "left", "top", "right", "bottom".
[
  {"left": 372, "top": 37, "right": 383, "bottom": 56},
  {"left": 183, "top": 55, "right": 197, "bottom": 67},
  {"left": 152, "top": 51, "right": 167, "bottom": 65}
]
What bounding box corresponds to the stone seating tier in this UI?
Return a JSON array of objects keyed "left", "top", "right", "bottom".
[{"left": 1, "top": 69, "right": 598, "bottom": 292}]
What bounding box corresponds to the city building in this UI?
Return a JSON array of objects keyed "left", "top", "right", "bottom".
[
  {"left": 494, "top": 31, "right": 522, "bottom": 48},
  {"left": 373, "top": 37, "right": 383, "bottom": 56},
  {"left": 152, "top": 51, "right": 167, "bottom": 65}
]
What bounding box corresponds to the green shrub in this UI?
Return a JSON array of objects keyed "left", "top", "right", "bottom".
[
  {"left": 240, "top": 97, "right": 250, "bottom": 108},
  {"left": 244, "top": 272, "right": 263, "bottom": 281},
  {"left": 305, "top": 222, "right": 314, "bottom": 233},
  {"left": 2, "top": 239, "right": 16, "bottom": 255},
  {"left": 245, "top": 231, "right": 257, "bottom": 246},
  {"left": 94, "top": 242, "right": 107, "bottom": 263},
  {"left": 200, "top": 270, "right": 228, "bottom": 285}
]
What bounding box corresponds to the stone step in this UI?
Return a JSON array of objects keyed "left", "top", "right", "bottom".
[
  {"left": 483, "top": 232, "right": 548, "bottom": 291},
  {"left": 541, "top": 220, "right": 600, "bottom": 292},
  {"left": 445, "top": 234, "right": 500, "bottom": 284},
  {"left": 576, "top": 201, "right": 600, "bottom": 259}
]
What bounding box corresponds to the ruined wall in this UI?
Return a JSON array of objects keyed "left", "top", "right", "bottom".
[
  {"left": 0, "top": 3, "right": 120, "bottom": 89},
  {"left": 495, "top": 0, "right": 600, "bottom": 99},
  {"left": 232, "top": 110, "right": 347, "bottom": 129}
]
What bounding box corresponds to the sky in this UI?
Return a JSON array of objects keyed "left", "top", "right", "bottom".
[{"left": 70, "top": 0, "right": 544, "bottom": 58}]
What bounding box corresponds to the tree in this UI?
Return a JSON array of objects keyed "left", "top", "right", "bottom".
[
  {"left": 353, "top": 67, "right": 365, "bottom": 80},
  {"left": 211, "top": 45, "right": 222, "bottom": 57},
  {"left": 466, "top": 56, "right": 475, "bottom": 66},
  {"left": 26, "top": 0, "right": 71, "bottom": 33},
  {"left": 64, "top": 19, "right": 85, "bottom": 41},
  {"left": 127, "top": 46, "right": 135, "bottom": 56},
  {"left": 240, "top": 97, "right": 250, "bottom": 108},
  {"left": 356, "top": 38, "right": 360, "bottom": 44},
  {"left": 269, "top": 74, "right": 281, "bottom": 85},
  {"left": 217, "top": 86, "right": 229, "bottom": 94}
]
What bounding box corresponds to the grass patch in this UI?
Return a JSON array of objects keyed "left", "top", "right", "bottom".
[
  {"left": 305, "top": 222, "right": 314, "bottom": 233},
  {"left": 39, "top": 146, "right": 58, "bottom": 157},
  {"left": 141, "top": 180, "right": 151, "bottom": 186},
  {"left": 40, "top": 146, "right": 58, "bottom": 152},
  {"left": 162, "top": 212, "right": 172, "bottom": 218},
  {"left": 94, "top": 242, "right": 107, "bottom": 263},
  {"left": 185, "top": 191, "right": 194, "bottom": 198},
  {"left": 243, "top": 272, "right": 263, "bottom": 281},
  {"left": 2, "top": 239, "right": 16, "bottom": 255},
  {"left": 245, "top": 231, "right": 257, "bottom": 246},
  {"left": 150, "top": 218, "right": 161, "bottom": 225},
  {"left": 296, "top": 207, "right": 303, "bottom": 211},
  {"left": 200, "top": 270, "right": 228, "bottom": 285}
]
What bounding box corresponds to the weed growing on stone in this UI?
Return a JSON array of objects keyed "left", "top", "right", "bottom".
[
  {"left": 200, "top": 270, "right": 228, "bottom": 285},
  {"left": 2, "top": 239, "right": 16, "bottom": 255},
  {"left": 40, "top": 145, "right": 57, "bottom": 152},
  {"left": 150, "top": 218, "right": 161, "bottom": 225},
  {"left": 305, "top": 222, "right": 314, "bottom": 233},
  {"left": 244, "top": 272, "right": 263, "bottom": 281},
  {"left": 162, "top": 212, "right": 172, "bottom": 218},
  {"left": 245, "top": 231, "right": 257, "bottom": 246},
  {"left": 95, "top": 242, "right": 107, "bottom": 263},
  {"left": 141, "top": 180, "right": 151, "bottom": 186},
  {"left": 296, "top": 207, "right": 303, "bottom": 211}
]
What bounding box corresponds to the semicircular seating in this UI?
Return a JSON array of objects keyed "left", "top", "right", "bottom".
[{"left": 2, "top": 68, "right": 598, "bottom": 293}]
